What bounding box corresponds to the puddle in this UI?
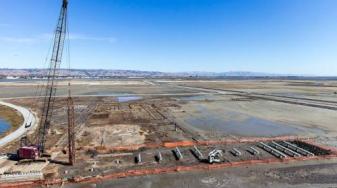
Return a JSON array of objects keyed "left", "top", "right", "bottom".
[
  {"left": 184, "top": 107, "right": 322, "bottom": 137},
  {"left": 117, "top": 96, "right": 142, "bottom": 102},
  {"left": 82, "top": 91, "right": 133, "bottom": 96},
  {"left": 179, "top": 95, "right": 213, "bottom": 101},
  {"left": 79, "top": 91, "right": 143, "bottom": 102},
  {"left": 0, "top": 118, "right": 10, "bottom": 135}
]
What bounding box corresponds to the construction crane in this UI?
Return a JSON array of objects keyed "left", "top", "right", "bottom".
[
  {"left": 18, "top": 0, "right": 75, "bottom": 165},
  {"left": 38, "top": 0, "right": 68, "bottom": 155}
]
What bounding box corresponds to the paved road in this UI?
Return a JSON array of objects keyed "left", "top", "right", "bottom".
[
  {"left": 0, "top": 92, "right": 210, "bottom": 100},
  {"left": 173, "top": 84, "right": 337, "bottom": 110},
  {"left": 0, "top": 101, "right": 36, "bottom": 148}
]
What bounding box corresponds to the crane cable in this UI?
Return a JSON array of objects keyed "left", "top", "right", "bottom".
[
  {"left": 66, "top": 8, "right": 71, "bottom": 91},
  {"left": 24, "top": 4, "right": 63, "bottom": 142}
]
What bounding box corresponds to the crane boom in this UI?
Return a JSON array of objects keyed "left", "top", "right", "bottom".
[{"left": 37, "top": 0, "right": 68, "bottom": 154}]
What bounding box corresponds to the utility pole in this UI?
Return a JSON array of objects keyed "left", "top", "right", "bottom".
[{"left": 67, "top": 82, "right": 75, "bottom": 165}]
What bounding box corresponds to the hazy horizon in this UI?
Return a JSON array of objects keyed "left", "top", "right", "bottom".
[{"left": 0, "top": 67, "right": 328, "bottom": 77}]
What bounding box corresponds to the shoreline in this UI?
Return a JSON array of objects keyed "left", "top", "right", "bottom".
[
  {"left": 0, "top": 105, "right": 23, "bottom": 139},
  {"left": 0, "top": 101, "right": 37, "bottom": 148}
]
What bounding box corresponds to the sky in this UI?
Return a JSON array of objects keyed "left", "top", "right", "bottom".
[{"left": 0, "top": 0, "right": 337, "bottom": 76}]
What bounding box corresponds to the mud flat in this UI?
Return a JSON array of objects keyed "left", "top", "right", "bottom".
[
  {"left": 62, "top": 159, "right": 337, "bottom": 188},
  {"left": 1, "top": 79, "right": 337, "bottom": 187},
  {"left": 159, "top": 81, "right": 336, "bottom": 137}
]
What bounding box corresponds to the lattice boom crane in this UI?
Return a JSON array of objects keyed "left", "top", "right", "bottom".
[{"left": 18, "top": 0, "right": 70, "bottom": 160}]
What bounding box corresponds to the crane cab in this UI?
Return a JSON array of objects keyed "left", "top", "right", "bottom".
[{"left": 18, "top": 146, "right": 39, "bottom": 160}]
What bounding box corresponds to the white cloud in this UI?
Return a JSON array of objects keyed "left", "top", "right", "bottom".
[
  {"left": 68, "top": 34, "right": 117, "bottom": 43},
  {"left": 0, "top": 33, "right": 117, "bottom": 44},
  {"left": 0, "top": 37, "right": 37, "bottom": 43},
  {"left": 0, "top": 23, "right": 10, "bottom": 27},
  {"left": 0, "top": 34, "right": 50, "bottom": 44}
]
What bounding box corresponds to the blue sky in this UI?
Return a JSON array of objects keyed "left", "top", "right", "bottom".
[{"left": 0, "top": 0, "right": 337, "bottom": 75}]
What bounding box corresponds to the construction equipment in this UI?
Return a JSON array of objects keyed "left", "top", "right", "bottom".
[
  {"left": 67, "top": 83, "right": 75, "bottom": 165},
  {"left": 207, "top": 149, "right": 223, "bottom": 164},
  {"left": 18, "top": 0, "right": 70, "bottom": 160},
  {"left": 24, "top": 122, "right": 32, "bottom": 128},
  {"left": 18, "top": 146, "right": 39, "bottom": 160}
]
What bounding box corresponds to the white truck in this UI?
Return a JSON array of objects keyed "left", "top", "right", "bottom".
[{"left": 208, "top": 149, "right": 223, "bottom": 164}]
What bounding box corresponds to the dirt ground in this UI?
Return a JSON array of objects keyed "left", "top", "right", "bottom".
[
  {"left": 82, "top": 124, "right": 147, "bottom": 147},
  {"left": 1, "top": 78, "right": 337, "bottom": 187},
  {"left": 62, "top": 159, "right": 337, "bottom": 188}
]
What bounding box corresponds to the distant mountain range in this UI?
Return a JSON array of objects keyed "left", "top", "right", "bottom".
[{"left": 0, "top": 68, "right": 317, "bottom": 79}]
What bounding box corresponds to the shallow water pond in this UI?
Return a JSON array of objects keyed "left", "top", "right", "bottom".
[
  {"left": 116, "top": 96, "right": 142, "bottom": 102},
  {"left": 184, "top": 106, "right": 322, "bottom": 137},
  {"left": 0, "top": 118, "right": 10, "bottom": 135}
]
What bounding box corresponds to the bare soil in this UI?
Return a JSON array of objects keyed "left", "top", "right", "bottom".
[{"left": 1, "top": 79, "right": 337, "bottom": 187}]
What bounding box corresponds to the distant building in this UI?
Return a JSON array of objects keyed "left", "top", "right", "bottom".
[{"left": 6, "top": 76, "right": 19, "bottom": 79}]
